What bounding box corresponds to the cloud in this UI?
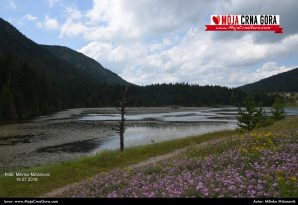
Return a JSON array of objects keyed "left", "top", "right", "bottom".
[
  {"left": 23, "top": 14, "right": 38, "bottom": 21},
  {"left": 79, "top": 41, "right": 148, "bottom": 73},
  {"left": 60, "top": 19, "right": 88, "bottom": 38},
  {"left": 228, "top": 62, "right": 295, "bottom": 86},
  {"left": 60, "top": 0, "right": 221, "bottom": 41},
  {"left": 79, "top": 30, "right": 298, "bottom": 86},
  {"left": 74, "top": 0, "right": 298, "bottom": 86},
  {"left": 254, "top": 62, "right": 293, "bottom": 80},
  {"left": 212, "top": 0, "right": 298, "bottom": 43},
  {"left": 61, "top": 0, "right": 298, "bottom": 43},
  {"left": 38, "top": 16, "right": 59, "bottom": 30},
  {"left": 65, "top": 7, "right": 82, "bottom": 20},
  {"left": 18, "top": 14, "right": 39, "bottom": 27},
  {"left": 48, "top": 0, "right": 59, "bottom": 8}
]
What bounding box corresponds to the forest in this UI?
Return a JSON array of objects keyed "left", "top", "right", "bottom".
[
  {"left": 0, "top": 18, "right": 278, "bottom": 122},
  {"left": 0, "top": 54, "right": 275, "bottom": 121}
]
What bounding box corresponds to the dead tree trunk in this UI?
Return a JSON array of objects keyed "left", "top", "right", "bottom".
[{"left": 116, "top": 87, "right": 127, "bottom": 151}]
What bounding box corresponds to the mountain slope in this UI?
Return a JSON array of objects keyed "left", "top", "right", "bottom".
[
  {"left": 238, "top": 68, "right": 298, "bottom": 92},
  {"left": 0, "top": 18, "right": 128, "bottom": 120},
  {"left": 44, "top": 45, "right": 129, "bottom": 85}
]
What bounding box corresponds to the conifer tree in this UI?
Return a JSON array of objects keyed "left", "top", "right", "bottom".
[
  {"left": 237, "top": 96, "right": 265, "bottom": 131},
  {"left": 271, "top": 97, "right": 285, "bottom": 120}
]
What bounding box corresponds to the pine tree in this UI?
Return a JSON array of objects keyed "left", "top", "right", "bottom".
[
  {"left": 237, "top": 96, "right": 265, "bottom": 131},
  {"left": 0, "top": 85, "right": 18, "bottom": 120},
  {"left": 271, "top": 97, "right": 285, "bottom": 120}
]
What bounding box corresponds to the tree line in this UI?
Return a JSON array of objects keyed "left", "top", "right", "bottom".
[{"left": 0, "top": 56, "right": 277, "bottom": 121}]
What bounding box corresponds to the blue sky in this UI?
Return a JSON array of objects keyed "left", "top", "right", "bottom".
[
  {"left": 0, "top": 0, "right": 91, "bottom": 48},
  {"left": 1, "top": 0, "right": 298, "bottom": 87}
]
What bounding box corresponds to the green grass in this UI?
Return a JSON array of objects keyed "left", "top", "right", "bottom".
[
  {"left": 259, "top": 116, "right": 298, "bottom": 132},
  {"left": 0, "top": 129, "right": 235, "bottom": 197},
  {"left": 1, "top": 116, "right": 297, "bottom": 197},
  {"left": 185, "top": 116, "right": 298, "bottom": 161}
]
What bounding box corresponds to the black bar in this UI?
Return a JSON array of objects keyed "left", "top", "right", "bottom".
[{"left": 0, "top": 198, "right": 297, "bottom": 205}]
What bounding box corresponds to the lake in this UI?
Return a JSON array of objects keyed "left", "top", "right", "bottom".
[
  {"left": 1, "top": 107, "right": 297, "bottom": 170},
  {"left": 76, "top": 107, "right": 298, "bottom": 154}
]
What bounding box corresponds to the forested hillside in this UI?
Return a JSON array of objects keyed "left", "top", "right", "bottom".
[
  {"left": 238, "top": 68, "right": 298, "bottom": 92},
  {"left": 0, "top": 18, "right": 275, "bottom": 121},
  {"left": 0, "top": 18, "right": 127, "bottom": 120},
  {"left": 44, "top": 45, "right": 127, "bottom": 85}
]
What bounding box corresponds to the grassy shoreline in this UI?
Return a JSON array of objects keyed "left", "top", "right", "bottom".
[
  {"left": 1, "top": 116, "right": 297, "bottom": 197},
  {"left": 0, "top": 129, "right": 235, "bottom": 197}
]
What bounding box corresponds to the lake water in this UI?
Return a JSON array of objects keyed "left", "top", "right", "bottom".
[
  {"left": 89, "top": 122, "right": 237, "bottom": 153},
  {"left": 64, "top": 107, "right": 297, "bottom": 154},
  {"left": 80, "top": 107, "right": 238, "bottom": 123},
  {"left": 2, "top": 107, "right": 298, "bottom": 170}
]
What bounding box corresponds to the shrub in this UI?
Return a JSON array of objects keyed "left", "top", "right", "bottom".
[
  {"left": 237, "top": 96, "right": 265, "bottom": 131},
  {"left": 271, "top": 97, "right": 285, "bottom": 120}
]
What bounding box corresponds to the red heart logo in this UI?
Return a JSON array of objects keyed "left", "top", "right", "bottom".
[{"left": 212, "top": 15, "right": 220, "bottom": 25}]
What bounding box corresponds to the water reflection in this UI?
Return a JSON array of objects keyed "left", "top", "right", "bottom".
[
  {"left": 79, "top": 109, "right": 238, "bottom": 122},
  {"left": 80, "top": 107, "right": 298, "bottom": 122},
  {"left": 36, "top": 138, "right": 103, "bottom": 153},
  {"left": 38, "top": 107, "right": 298, "bottom": 154},
  {"left": 91, "top": 122, "right": 237, "bottom": 154}
]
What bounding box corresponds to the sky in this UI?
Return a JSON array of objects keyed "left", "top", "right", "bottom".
[{"left": 1, "top": 0, "right": 298, "bottom": 87}]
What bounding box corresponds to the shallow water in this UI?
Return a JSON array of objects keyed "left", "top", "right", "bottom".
[
  {"left": 6, "top": 107, "right": 298, "bottom": 155},
  {"left": 80, "top": 107, "right": 239, "bottom": 122},
  {"left": 79, "top": 107, "right": 298, "bottom": 122},
  {"left": 71, "top": 107, "right": 297, "bottom": 154},
  {"left": 90, "top": 122, "right": 237, "bottom": 154}
]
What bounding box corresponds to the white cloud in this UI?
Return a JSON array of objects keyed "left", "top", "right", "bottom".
[
  {"left": 23, "top": 14, "right": 38, "bottom": 21},
  {"left": 73, "top": 0, "right": 298, "bottom": 86},
  {"left": 65, "top": 7, "right": 82, "bottom": 20},
  {"left": 60, "top": 19, "right": 87, "bottom": 38},
  {"left": 212, "top": 0, "right": 298, "bottom": 43},
  {"left": 44, "top": 16, "right": 59, "bottom": 30},
  {"left": 255, "top": 62, "right": 293, "bottom": 80},
  {"left": 61, "top": 0, "right": 298, "bottom": 43},
  {"left": 79, "top": 31, "right": 298, "bottom": 86},
  {"left": 79, "top": 42, "right": 148, "bottom": 73},
  {"left": 48, "top": 0, "right": 59, "bottom": 8},
  {"left": 60, "top": 0, "right": 221, "bottom": 41},
  {"left": 35, "top": 16, "right": 59, "bottom": 30},
  {"left": 150, "top": 38, "right": 172, "bottom": 53},
  {"left": 228, "top": 62, "right": 295, "bottom": 86}
]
